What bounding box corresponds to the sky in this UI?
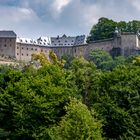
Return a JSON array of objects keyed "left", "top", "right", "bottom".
[{"left": 0, "top": 0, "right": 140, "bottom": 38}]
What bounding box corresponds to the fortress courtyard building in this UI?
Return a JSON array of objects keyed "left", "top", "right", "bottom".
[{"left": 0, "top": 30, "right": 140, "bottom": 62}]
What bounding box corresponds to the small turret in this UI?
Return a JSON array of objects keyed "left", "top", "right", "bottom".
[
  {"left": 115, "top": 27, "right": 119, "bottom": 34},
  {"left": 114, "top": 27, "right": 121, "bottom": 38}
]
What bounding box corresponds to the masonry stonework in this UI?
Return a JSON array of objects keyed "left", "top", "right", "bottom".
[
  {"left": 0, "top": 30, "right": 140, "bottom": 61},
  {"left": 0, "top": 31, "right": 16, "bottom": 58}
]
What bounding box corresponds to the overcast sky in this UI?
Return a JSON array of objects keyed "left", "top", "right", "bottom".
[{"left": 0, "top": 0, "right": 140, "bottom": 38}]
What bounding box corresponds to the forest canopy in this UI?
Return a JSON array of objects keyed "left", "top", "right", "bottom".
[
  {"left": 0, "top": 50, "right": 140, "bottom": 140},
  {"left": 87, "top": 17, "right": 140, "bottom": 42}
]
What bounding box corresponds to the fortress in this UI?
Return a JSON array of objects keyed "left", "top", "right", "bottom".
[{"left": 0, "top": 30, "right": 140, "bottom": 62}]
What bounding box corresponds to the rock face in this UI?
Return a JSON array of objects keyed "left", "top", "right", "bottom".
[{"left": 0, "top": 31, "right": 140, "bottom": 62}]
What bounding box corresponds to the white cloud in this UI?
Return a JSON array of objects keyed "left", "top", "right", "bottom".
[
  {"left": 0, "top": 6, "right": 38, "bottom": 23},
  {"left": 51, "top": 0, "right": 72, "bottom": 15},
  {"left": 0, "top": 6, "right": 44, "bottom": 38},
  {"left": 79, "top": 3, "right": 101, "bottom": 27},
  {"left": 129, "top": 0, "right": 140, "bottom": 11},
  {"left": 1, "top": 0, "right": 140, "bottom": 38}
]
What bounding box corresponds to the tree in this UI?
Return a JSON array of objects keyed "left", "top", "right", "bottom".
[
  {"left": 48, "top": 98, "right": 103, "bottom": 140},
  {"left": 133, "top": 55, "right": 140, "bottom": 66},
  {"left": 91, "top": 65, "right": 140, "bottom": 139},
  {"left": 31, "top": 51, "right": 65, "bottom": 67},
  {"left": 68, "top": 57, "right": 97, "bottom": 107},
  {"left": 0, "top": 64, "right": 77, "bottom": 139},
  {"left": 87, "top": 17, "right": 117, "bottom": 42},
  {"left": 89, "top": 49, "right": 113, "bottom": 70},
  {"left": 87, "top": 17, "right": 140, "bottom": 42}
]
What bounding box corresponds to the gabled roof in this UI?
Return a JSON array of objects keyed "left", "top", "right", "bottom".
[{"left": 0, "top": 30, "right": 17, "bottom": 38}]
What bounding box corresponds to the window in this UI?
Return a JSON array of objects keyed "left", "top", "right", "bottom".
[
  {"left": 41, "top": 49, "right": 43, "bottom": 52},
  {"left": 4, "top": 44, "right": 6, "bottom": 47},
  {"left": 22, "top": 53, "right": 23, "bottom": 56},
  {"left": 31, "top": 48, "right": 33, "bottom": 50},
  {"left": 35, "top": 49, "right": 37, "bottom": 51},
  {"left": 27, "top": 54, "right": 28, "bottom": 56},
  {"left": 17, "top": 53, "right": 19, "bottom": 55},
  {"left": 22, "top": 47, "right": 23, "bottom": 49},
  {"left": 27, "top": 48, "right": 28, "bottom": 50},
  {"left": 17, "top": 47, "right": 19, "bottom": 49}
]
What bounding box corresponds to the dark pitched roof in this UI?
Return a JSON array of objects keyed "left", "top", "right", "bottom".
[{"left": 0, "top": 30, "right": 17, "bottom": 38}]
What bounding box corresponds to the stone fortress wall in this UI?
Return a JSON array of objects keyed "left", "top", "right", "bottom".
[
  {"left": 0, "top": 31, "right": 17, "bottom": 58},
  {"left": 0, "top": 30, "right": 140, "bottom": 62}
]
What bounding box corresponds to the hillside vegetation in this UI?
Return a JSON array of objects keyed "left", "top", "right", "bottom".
[{"left": 0, "top": 50, "right": 140, "bottom": 140}]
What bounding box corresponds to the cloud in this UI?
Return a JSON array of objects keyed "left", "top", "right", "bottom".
[
  {"left": 52, "top": 0, "right": 72, "bottom": 12},
  {"left": 50, "top": 0, "right": 72, "bottom": 18},
  {"left": 129, "top": 0, "right": 140, "bottom": 11},
  {"left": 0, "top": 5, "right": 43, "bottom": 38},
  {"left": 0, "top": 0, "right": 140, "bottom": 38},
  {"left": 0, "top": 6, "right": 38, "bottom": 23}
]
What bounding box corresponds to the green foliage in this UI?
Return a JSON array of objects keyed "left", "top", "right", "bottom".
[
  {"left": 49, "top": 98, "right": 103, "bottom": 140},
  {"left": 61, "top": 55, "right": 74, "bottom": 69},
  {"left": 0, "top": 65, "right": 76, "bottom": 139},
  {"left": 89, "top": 49, "right": 113, "bottom": 70},
  {"left": 0, "top": 53, "right": 140, "bottom": 140},
  {"left": 87, "top": 17, "right": 140, "bottom": 42},
  {"left": 91, "top": 65, "right": 140, "bottom": 139},
  {"left": 87, "top": 17, "right": 117, "bottom": 42},
  {"left": 32, "top": 51, "right": 65, "bottom": 67},
  {"left": 133, "top": 55, "right": 140, "bottom": 66},
  {"left": 89, "top": 49, "right": 127, "bottom": 71},
  {"left": 68, "top": 57, "right": 97, "bottom": 106}
]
